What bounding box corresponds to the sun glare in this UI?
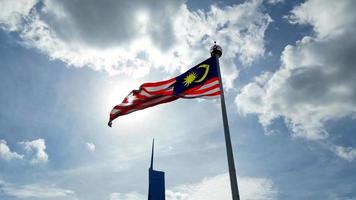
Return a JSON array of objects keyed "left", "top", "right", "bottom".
[
  {"left": 137, "top": 11, "right": 149, "bottom": 25},
  {"left": 102, "top": 78, "right": 157, "bottom": 133}
]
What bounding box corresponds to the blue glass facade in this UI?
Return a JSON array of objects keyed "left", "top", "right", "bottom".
[
  {"left": 148, "top": 139, "right": 165, "bottom": 200},
  {"left": 148, "top": 168, "right": 165, "bottom": 200}
]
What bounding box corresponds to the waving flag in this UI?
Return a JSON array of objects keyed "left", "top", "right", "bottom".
[{"left": 108, "top": 57, "right": 220, "bottom": 127}]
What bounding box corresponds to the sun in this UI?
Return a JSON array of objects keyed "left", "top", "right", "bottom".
[{"left": 183, "top": 72, "right": 198, "bottom": 86}]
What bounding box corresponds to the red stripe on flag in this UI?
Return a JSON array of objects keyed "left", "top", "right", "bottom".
[
  {"left": 110, "top": 95, "right": 178, "bottom": 119},
  {"left": 140, "top": 87, "right": 174, "bottom": 96},
  {"left": 185, "top": 83, "right": 220, "bottom": 95},
  {"left": 141, "top": 78, "right": 175, "bottom": 88},
  {"left": 183, "top": 77, "right": 219, "bottom": 93},
  {"left": 181, "top": 89, "right": 221, "bottom": 98}
]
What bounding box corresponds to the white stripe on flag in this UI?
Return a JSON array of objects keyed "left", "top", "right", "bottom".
[
  {"left": 143, "top": 80, "right": 176, "bottom": 92},
  {"left": 139, "top": 87, "right": 173, "bottom": 97},
  {"left": 121, "top": 96, "right": 174, "bottom": 115},
  {"left": 140, "top": 95, "right": 174, "bottom": 107},
  {"left": 110, "top": 108, "right": 120, "bottom": 115},
  {"left": 199, "top": 79, "right": 220, "bottom": 90},
  {"left": 139, "top": 89, "right": 155, "bottom": 97},
  {"left": 183, "top": 87, "right": 220, "bottom": 98}
]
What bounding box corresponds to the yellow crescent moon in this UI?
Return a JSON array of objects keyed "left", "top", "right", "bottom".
[{"left": 194, "top": 64, "right": 210, "bottom": 83}]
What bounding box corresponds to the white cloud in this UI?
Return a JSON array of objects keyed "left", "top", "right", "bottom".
[
  {"left": 267, "top": 0, "right": 284, "bottom": 5},
  {"left": 86, "top": 142, "right": 96, "bottom": 152},
  {"left": 0, "top": 0, "right": 37, "bottom": 31},
  {"left": 0, "top": 139, "right": 24, "bottom": 161},
  {"left": 20, "top": 138, "right": 48, "bottom": 164},
  {"left": 0, "top": 180, "right": 76, "bottom": 199},
  {"left": 0, "top": 0, "right": 270, "bottom": 88},
  {"left": 236, "top": 0, "right": 356, "bottom": 140},
  {"left": 173, "top": 0, "right": 271, "bottom": 88},
  {"left": 333, "top": 146, "right": 356, "bottom": 162},
  {"left": 287, "top": 0, "right": 356, "bottom": 38},
  {"left": 110, "top": 173, "right": 276, "bottom": 200},
  {"left": 109, "top": 192, "right": 145, "bottom": 200},
  {"left": 166, "top": 173, "right": 277, "bottom": 200}
]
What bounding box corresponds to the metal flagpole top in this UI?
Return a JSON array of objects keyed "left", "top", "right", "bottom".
[{"left": 210, "top": 41, "right": 223, "bottom": 58}]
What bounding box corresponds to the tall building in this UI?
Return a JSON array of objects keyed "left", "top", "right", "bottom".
[{"left": 148, "top": 139, "right": 165, "bottom": 200}]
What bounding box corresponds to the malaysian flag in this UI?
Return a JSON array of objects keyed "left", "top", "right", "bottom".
[{"left": 108, "top": 57, "right": 220, "bottom": 127}]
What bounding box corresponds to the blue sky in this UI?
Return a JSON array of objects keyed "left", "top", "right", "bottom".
[{"left": 1, "top": 0, "right": 356, "bottom": 199}]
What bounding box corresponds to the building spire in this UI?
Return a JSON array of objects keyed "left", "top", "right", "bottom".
[{"left": 150, "top": 138, "right": 154, "bottom": 169}]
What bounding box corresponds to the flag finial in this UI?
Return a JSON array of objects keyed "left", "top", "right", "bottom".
[{"left": 210, "top": 42, "right": 222, "bottom": 58}]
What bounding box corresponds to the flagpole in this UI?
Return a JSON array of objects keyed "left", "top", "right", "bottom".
[{"left": 211, "top": 42, "right": 240, "bottom": 200}]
